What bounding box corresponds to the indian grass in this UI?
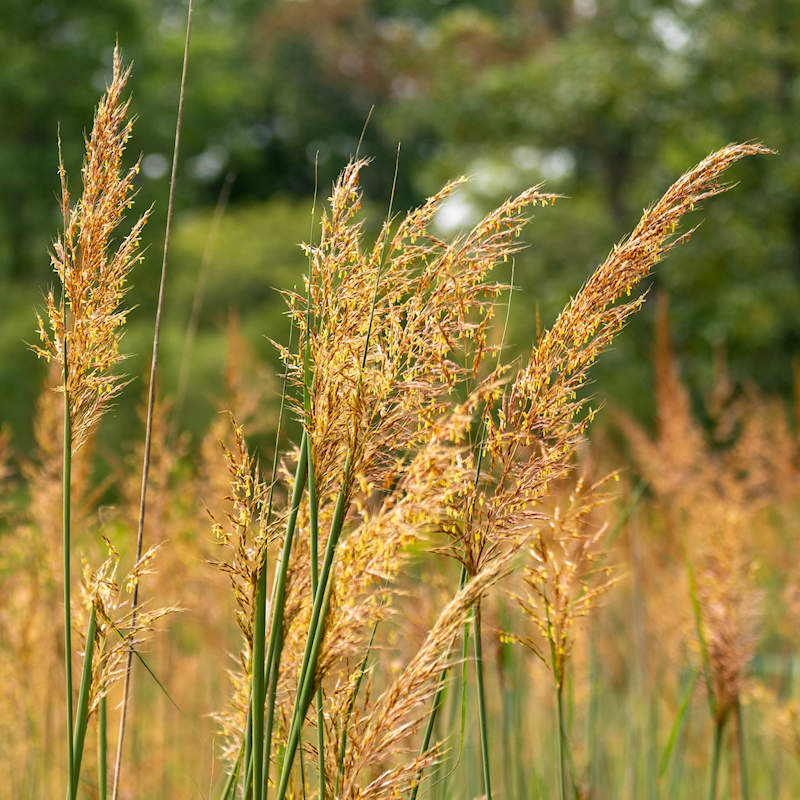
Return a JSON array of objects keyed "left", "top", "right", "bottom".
[{"left": 19, "top": 58, "right": 786, "bottom": 797}]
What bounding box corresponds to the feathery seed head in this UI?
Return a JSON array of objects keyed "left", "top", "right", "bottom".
[{"left": 32, "top": 46, "right": 149, "bottom": 449}]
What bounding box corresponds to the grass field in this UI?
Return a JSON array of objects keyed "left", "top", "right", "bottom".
[{"left": 1, "top": 26, "right": 797, "bottom": 800}]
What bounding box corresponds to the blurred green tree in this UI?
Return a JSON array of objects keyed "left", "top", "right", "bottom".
[{"left": 2, "top": 0, "right": 797, "bottom": 452}]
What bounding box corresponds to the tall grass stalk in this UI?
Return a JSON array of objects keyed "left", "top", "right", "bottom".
[
  {"left": 472, "top": 600, "right": 493, "bottom": 800},
  {"left": 111, "top": 2, "right": 194, "bottom": 796},
  {"left": 303, "top": 156, "right": 325, "bottom": 800},
  {"left": 275, "top": 563, "right": 336, "bottom": 799},
  {"left": 555, "top": 684, "right": 568, "bottom": 800},
  {"left": 413, "top": 263, "right": 515, "bottom": 799},
  {"left": 659, "top": 668, "right": 699, "bottom": 779},
  {"left": 172, "top": 170, "right": 235, "bottom": 433},
  {"left": 250, "top": 544, "right": 268, "bottom": 799},
  {"left": 62, "top": 355, "right": 75, "bottom": 797},
  {"left": 545, "top": 596, "right": 568, "bottom": 800},
  {"left": 307, "top": 418, "right": 326, "bottom": 800},
  {"left": 257, "top": 311, "right": 295, "bottom": 800},
  {"left": 258, "top": 433, "right": 308, "bottom": 795},
  {"left": 684, "top": 545, "right": 716, "bottom": 720},
  {"left": 408, "top": 659, "right": 448, "bottom": 800},
  {"left": 221, "top": 744, "right": 243, "bottom": 800}
]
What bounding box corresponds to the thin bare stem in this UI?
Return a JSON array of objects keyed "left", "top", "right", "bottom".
[{"left": 111, "top": 3, "right": 194, "bottom": 796}]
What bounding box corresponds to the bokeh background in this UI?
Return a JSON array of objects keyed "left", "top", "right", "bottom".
[{"left": 3, "top": 0, "right": 798, "bottom": 454}]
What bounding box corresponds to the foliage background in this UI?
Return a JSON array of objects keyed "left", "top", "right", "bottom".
[{"left": 3, "top": 0, "right": 798, "bottom": 451}]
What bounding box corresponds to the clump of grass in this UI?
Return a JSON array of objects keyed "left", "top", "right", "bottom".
[
  {"left": 15, "top": 45, "right": 780, "bottom": 795},
  {"left": 206, "top": 142, "right": 769, "bottom": 800}
]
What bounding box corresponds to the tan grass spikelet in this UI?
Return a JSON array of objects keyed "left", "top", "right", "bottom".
[
  {"left": 76, "top": 539, "right": 176, "bottom": 717},
  {"left": 439, "top": 143, "right": 770, "bottom": 581},
  {"left": 509, "top": 472, "right": 618, "bottom": 690},
  {"left": 32, "top": 45, "right": 149, "bottom": 449},
  {"left": 208, "top": 417, "right": 269, "bottom": 651},
  {"left": 317, "top": 387, "right": 489, "bottom": 679},
  {"left": 281, "top": 158, "right": 557, "bottom": 508}
]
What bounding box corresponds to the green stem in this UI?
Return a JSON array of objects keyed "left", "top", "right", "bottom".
[
  {"left": 409, "top": 564, "right": 467, "bottom": 800},
  {"left": 556, "top": 683, "right": 567, "bottom": 800},
  {"left": 62, "top": 355, "right": 75, "bottom": 799},
  {"left": 472, "top": 600, "right": 492, "bottom": 800},
  {"left": 250, "top": 559, "right": 267, "bottom": 799},
  {"left": 436, "top": 637, "right": 466, "bottom": 800},
  {"left": 244, "top": 750, "right": 254, "bottom": 799},
  {"left": 275, "top": 569, "right": 335, "bottom": 800},
  {"left": 71, "top": 606, "right": 97, "bottom": 799},
  {"left": 259, "top": 432, "right": 308, "bottom": 798},
  {"left": 736, "top": 698, "right": 749, "bottom": 800},
  {"left": 305, "top": 436, "right": 326, "bottom": 800},
  {"left": 262, "top": 625, "right": 281, "bottom": 798},
  {"left": 544, "top": 595, "right": 566, "bottom": 800},
  {"left": 98, "top": 696, "right": 107, "bottom": 800},
  {"left": 242, "top": 704, "right": 252, "bottom": 798},
  {"left": 708, "top": 714, "right": 726, "bottom": 800},
  {"left": 683, "top": 537, "right": 716, "bottom": 720},
  {"left": 298, "top": 720, "right": 308, "bottom": 800},
  {"left": 219, "top": 744, "right": 243, "bottom": 800},
  {"left": 258, "top": 314, "right": 294, "bottom": 800},
  {"left": 275, "top": 157, "right": 398, "bottom": 799}
]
